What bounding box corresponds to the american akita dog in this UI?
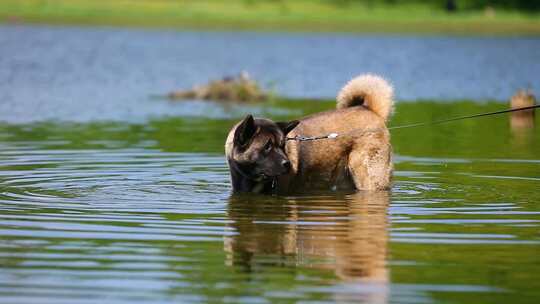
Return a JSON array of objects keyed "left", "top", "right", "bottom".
[{"left": 225, "top": 74, "right": 393, "bottom": 194}]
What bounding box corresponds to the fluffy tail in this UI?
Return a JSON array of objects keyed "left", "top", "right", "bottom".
[{"left": 336, "top": 74, "right": 394, "bottom": 121}]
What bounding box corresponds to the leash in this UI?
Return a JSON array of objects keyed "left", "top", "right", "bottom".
[
  {"left": 286, "top": 104, "right": 539, "bottom": 142},
  {"left": 287, "top": 133, "right": 339, "bottom": 142}
]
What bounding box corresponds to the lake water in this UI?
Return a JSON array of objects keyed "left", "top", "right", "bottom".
[
  {"left": 1, "top": 25, "right": 540, "bottom": 123},
  {"left": 0, "top": 25, "right": 539, "bottom": 304}
]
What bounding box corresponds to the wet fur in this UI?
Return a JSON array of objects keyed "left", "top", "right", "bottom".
[
  {"left": 225, "top": 117, "right": 298, "bottom": 193},
  {"left": 226, "top": 74, "right": 393, "bottom": 193}
]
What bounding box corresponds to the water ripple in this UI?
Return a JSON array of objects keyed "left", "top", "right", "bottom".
[{"left": 1, "top": 145, "right": 539, "bottom": 303}]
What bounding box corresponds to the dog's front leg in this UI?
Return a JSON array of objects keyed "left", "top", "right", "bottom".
[{"left": 230, "top": 168, "right": 273, "bottom": 194}]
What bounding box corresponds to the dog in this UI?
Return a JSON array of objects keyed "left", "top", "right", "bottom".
[{"left": 225, "top": 74, "right": 393, "bottom": 194}]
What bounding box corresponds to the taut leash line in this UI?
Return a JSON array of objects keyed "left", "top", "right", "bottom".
[
  {"left": 289, "top": 133, "right": 339, "bottom": 141},
  {"left": 287, "top": 104, "right": 539, "bottom": 142},
  {"left": 389, "top": 104, "right": 539, "bottom": 130}
]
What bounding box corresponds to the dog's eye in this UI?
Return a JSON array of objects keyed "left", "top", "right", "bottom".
[{"left": 264, "top": 140, "right": 272, "bottom": 153}]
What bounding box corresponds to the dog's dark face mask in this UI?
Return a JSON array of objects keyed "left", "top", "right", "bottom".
[{"left": 232, "top": 115, "right": 299, "bottom": 180}]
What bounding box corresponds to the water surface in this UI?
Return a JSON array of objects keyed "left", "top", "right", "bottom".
[
  {"left": 1, "top": 100, "right": 539, "bottom": 303},
  {"left": 1, "top": 24, "right": 539, "bottom": 304},
  {"left": 1, "top": 25, "right": 540, "bottom": 123}
]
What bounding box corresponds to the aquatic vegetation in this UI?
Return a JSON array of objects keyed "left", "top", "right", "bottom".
[{"left": 168, "top": 72, "right": 269, "bottom": 102}]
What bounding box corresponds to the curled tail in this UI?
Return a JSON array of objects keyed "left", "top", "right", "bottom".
[{"left": 336, "top": 74, "right": 394, "bottom": 121}]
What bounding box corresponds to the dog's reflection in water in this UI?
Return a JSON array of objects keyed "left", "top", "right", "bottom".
[{"left": 225, "top": 191, "right": 389, "bottom": 303}]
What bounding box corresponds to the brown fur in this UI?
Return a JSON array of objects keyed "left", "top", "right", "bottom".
[
  {"left": 225, "top": 74, "right": 393, "bottom": 193},
  {"left": 278, "top": 74, "right": 393, "bottom": 192},
  {"left": 337, "top": 74, "right": 394, "bottom": 121}
]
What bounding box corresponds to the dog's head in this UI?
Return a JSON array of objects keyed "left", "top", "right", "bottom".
[{"left": 230, "top": 115, "right": 299, "bottom": 180}]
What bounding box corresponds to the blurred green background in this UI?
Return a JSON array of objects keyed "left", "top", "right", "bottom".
[{"left": 1, "top": 0, "right": 539, "bottom": 34}]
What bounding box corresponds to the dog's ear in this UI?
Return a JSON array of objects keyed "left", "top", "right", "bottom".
[
  {"left": 276, "top": 120, "right": 300, "bottom": 135},
  {"left": 234, "top": 115, "right": 257, "bottom": 148}
]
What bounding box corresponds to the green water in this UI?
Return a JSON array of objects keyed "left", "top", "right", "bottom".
[{"left": 0, "top": 99, "right": 539, "bottom": 304}]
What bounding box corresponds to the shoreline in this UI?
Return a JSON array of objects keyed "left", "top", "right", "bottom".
[
  {"left": 3, "top": 18, "right": 539, "bottom": 36},
  {"left": 2, "top": 0, "right": 539, "bottom": 36}
]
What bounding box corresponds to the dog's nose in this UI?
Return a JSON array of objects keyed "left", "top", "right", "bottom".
[{"left": 282, "top": 160, "right": 291, "bottom": 170}]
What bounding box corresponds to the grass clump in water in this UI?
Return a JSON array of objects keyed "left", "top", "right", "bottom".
[{"left": 168, "top": 72, "right": 269, "bottom": 103}]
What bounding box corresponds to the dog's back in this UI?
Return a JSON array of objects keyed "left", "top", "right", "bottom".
[{"left": 279, "top": 75, "right": 394, "bottom": 192}]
